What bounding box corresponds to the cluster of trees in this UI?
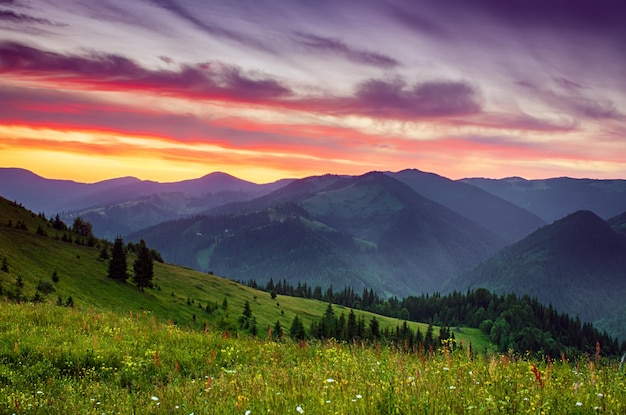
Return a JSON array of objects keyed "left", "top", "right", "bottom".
[
  {"left": 106, "top": 237, "right": 157, "bottom": 291},
  {"left": 9, "top": 212, "right": 99, "bottom": 246},
  {"left": 306, "top": 303, "right": 454, "bottom": 351},
  {"left": 236, "top": 300, "right": 455, "bottom": 352},
  {"left": 1, "top": 203, "right": 164, "bottom": 305},
  {"left": 244, "top": 279, "right": 624, "bottom": 356}
]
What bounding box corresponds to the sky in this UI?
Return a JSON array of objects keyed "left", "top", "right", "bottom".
[{"left": 1, "top": 0, "right": 625, "bottom": 184}]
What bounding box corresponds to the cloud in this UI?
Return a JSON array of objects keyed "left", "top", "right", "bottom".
[
  {"left": 148, "top": 0, "right": 274, "bottom": 52},
  {"left": 0, "top": 41, "right": 291, "bottom": 103},
  {"left": 0, "top": 8, "right": 65, "bottom": 26},
  {"left": 158, "top": 55, "right": 174, "bottom": 65},
  {"left": 0, "top": 41, "right": 484, "bottom": 121},
  {"left": 463, "top": 112, "right": 578, "bottom": 133},
  {"left": 294, "top": 32, "right": 399, "bottom": 68},
  {"left": 384, "top": 2, "right": 450, "bottom": 38},
  {"left": 554, "top": 77, "right": 584, "bottom": 91},
  {"left": 337, "top": 78, "right": 482, "bottom": 119},
  {"left": 520, "top": 77, "right": 623, "bottom": 121}
]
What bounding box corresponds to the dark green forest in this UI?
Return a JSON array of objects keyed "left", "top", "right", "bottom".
[{"left": 246, "top": 278, "right": 625, "bottom": 357}]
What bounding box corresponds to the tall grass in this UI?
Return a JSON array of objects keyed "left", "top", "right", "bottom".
[{"left": 1, "top": 302, "right": 624, "bottom": 414}]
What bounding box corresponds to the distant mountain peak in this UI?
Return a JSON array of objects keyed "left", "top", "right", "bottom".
[{"left": 457, "top": 208, "right": 626, "bottom": 324}]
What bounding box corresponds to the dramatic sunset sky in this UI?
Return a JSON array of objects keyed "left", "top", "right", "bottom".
[{"left": 1, "top": 0, "right": 625, "bottom": 183}]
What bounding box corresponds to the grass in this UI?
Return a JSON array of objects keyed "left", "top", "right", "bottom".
[
  {"left": 1, "top": 199, "right": 625, "bottom": 413},
  {"left": 0, "top": 197, "right": 490, "bottom": 351},
  {"left": 1, "top": 302, "right": 625, "bottom": 414}
]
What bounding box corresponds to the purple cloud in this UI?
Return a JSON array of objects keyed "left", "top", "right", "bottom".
[
  {"left": 294, "top": 32, "right": 399, "bottom": 68},
  {"left": 0, "top": 41, "right": 291, "bottom": 103},
  {"left": 384, "top": 3, "right": 450, "bottom": 39},
  {"left": 347, "top": 78, "right": 482, "bottom": 118},
  {"left": 554, "top": 78, "right": 584, "bottom": 91},
  {"left": 158, "top": 55, "right": 174, "bottom": 65},
  {"left": 148, "top": 0, "right": 274, "bottom": 52},
  {"left": 0, "top": 9, "right": 65, "bottom": 26},
  {"left": 0, "top": 41, "right": 485, "bottom": 121}
]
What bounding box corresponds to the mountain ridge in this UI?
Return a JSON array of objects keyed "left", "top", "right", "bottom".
[
  {"left": 130, "top": 171, "right": 505, "bottom": 297},
  {"left": 453, "top": 209, "right": 626, "bottom": 339},
  {"left": 461, "top": 176, "right": 626, "bottom": 222}
]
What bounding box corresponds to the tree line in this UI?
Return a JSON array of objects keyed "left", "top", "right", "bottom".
[{"left": 244, "top": 279, "right": 625, "bottom": 356}]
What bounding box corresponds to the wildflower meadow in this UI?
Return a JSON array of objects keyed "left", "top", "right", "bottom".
[{"left": 1, "top": 303, "right": 625, "bottom": 414}]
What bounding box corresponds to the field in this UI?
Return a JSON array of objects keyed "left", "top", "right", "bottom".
[
  {"left": 0, "top": 196, "right": 491, "bottom": 352},
  {"left": 1, "top": 303, "right": 624, "bottom": 414}
]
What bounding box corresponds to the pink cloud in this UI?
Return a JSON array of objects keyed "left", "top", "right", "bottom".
[{"left": 0, "top": 41, "right": 487, "bottom": 122}]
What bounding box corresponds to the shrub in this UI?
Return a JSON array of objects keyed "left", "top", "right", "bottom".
[{"left": 36, "top": 280, "right": 56, "bottom": 295}]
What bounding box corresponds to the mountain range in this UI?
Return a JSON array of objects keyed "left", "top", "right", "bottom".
[
  {"left": 2, "top": 167, "right": 626, "bottom": 338},
  {"left": 131, "top": 172, "right": 505, "bottom": 296},
  {"left": 453, "top": 210, "right": 626, "bottom": 340},
  {"left": 0, "top": 168, "right": 291, "bottom": 239},
  {"left": 462, "top": 176, "right": 626, "bottom": 223}
]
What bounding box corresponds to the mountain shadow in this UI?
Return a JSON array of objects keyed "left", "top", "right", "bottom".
[
  {"left": 453, "top": 210, "right": 626, "bottom": 338},
  {"left": 131, "top": 172, "right": 504, "bottom": 297},
  {"left": 461, "top": 176, "right": 626, "bottom": 222},
  {"left": 390, "top": 169, "right": 546, "bottom": 244}
]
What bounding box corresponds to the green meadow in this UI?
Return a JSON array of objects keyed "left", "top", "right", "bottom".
[
  {"left": 1, "top": 197, "right": 625, "bottom": 413},
  {"left": 1, "top": 303, "right": 625, "bottom": 414}
]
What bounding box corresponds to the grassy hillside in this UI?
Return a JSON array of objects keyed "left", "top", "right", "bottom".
[
  {"left": 0, "top": 196, "right": 490, "bottom": 350},
  {"left": 1, "top": 302, "right": 624, "bottom": 414}
]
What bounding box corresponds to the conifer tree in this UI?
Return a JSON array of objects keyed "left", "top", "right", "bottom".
[
  {"left": 107, "top": 236, "right": 128, "bottom": 282},
  {"left": 289, "top": 315, "right": 306, "bottom": 340},
  {"left": 52, "top": 214, "right": 66, "bottom": 231},
  {"left": 99, "top": 245, "right": 109, "bottom": 260},
  {"left": 132, "top": 239, "right": 154, "bottom": 291},
  {"left": 72, "top": 217, "right": 93, "bottom": 238},
  {"left": 272, "top": 320, "right": 283, "bottom": 342},
  {"left": 346, "top": 309, "right": 357, "bottom": 340}
]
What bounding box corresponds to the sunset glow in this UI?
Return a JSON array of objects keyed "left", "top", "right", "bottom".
[{"left": 1, "top": 1, "right": 625, "bottom": 183}]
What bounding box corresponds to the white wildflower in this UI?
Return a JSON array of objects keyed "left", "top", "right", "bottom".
[{"left": 296, "top": 405, "right": 304, "bottom": 413}]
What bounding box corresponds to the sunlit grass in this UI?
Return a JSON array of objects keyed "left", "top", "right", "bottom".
[{"left": 1, "top": 303, "right": 624, "bottom": 414}]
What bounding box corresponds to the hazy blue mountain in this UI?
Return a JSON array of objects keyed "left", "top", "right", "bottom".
[
  {"left": 607, "top": 211, "right": 626, "bottom": 237},
  {"left": 131, "top": 172, "right": 504, "bottom": 297},
  {"left": 461, "top": 176, "right": 626, "bottom": 222},
  {"left": 0, "top": 168, "right": 292, "bottom": 237},
  {"left": 390, "top": 169, "right": 546, "bottom": 243},
  {"left": 453, "top": 210, "right": 626, "bottom": 338},
  {"left": 208, "top": 174, "right": 348, "bottom": 216},
  {"left": 0, "top": 168, "right": 136, "bottom": 213}
]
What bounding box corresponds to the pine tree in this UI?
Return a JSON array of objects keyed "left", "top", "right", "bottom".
[
  {"left": 132, "top": 239, "right": 154, "bottom": 291},
  {"left": 242, "top": 300, "right": 253, "bottom": 319},
  {"left": 289, "top": 315, "right": 306, "bottom": 340},
  {"left": 238, "top": 301, "right": 256, "bottom": 334},
  {"left": 72, "top": 217, "right": 93, "bottom": 238},
  {"left": 52, "top": 214, "right": 66, "bottom": 231},
  {"left": 107, "top": 236, "right": 128, "bottom": 282},
  {"left": 272, "top": 320, "right": 283, "bottom": 342},
  {"left": 346, "top": 309, "right": 357, "bottom": 341},
  {"left": 99, "top": 245, "right": 109, "bottom": 260}
]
